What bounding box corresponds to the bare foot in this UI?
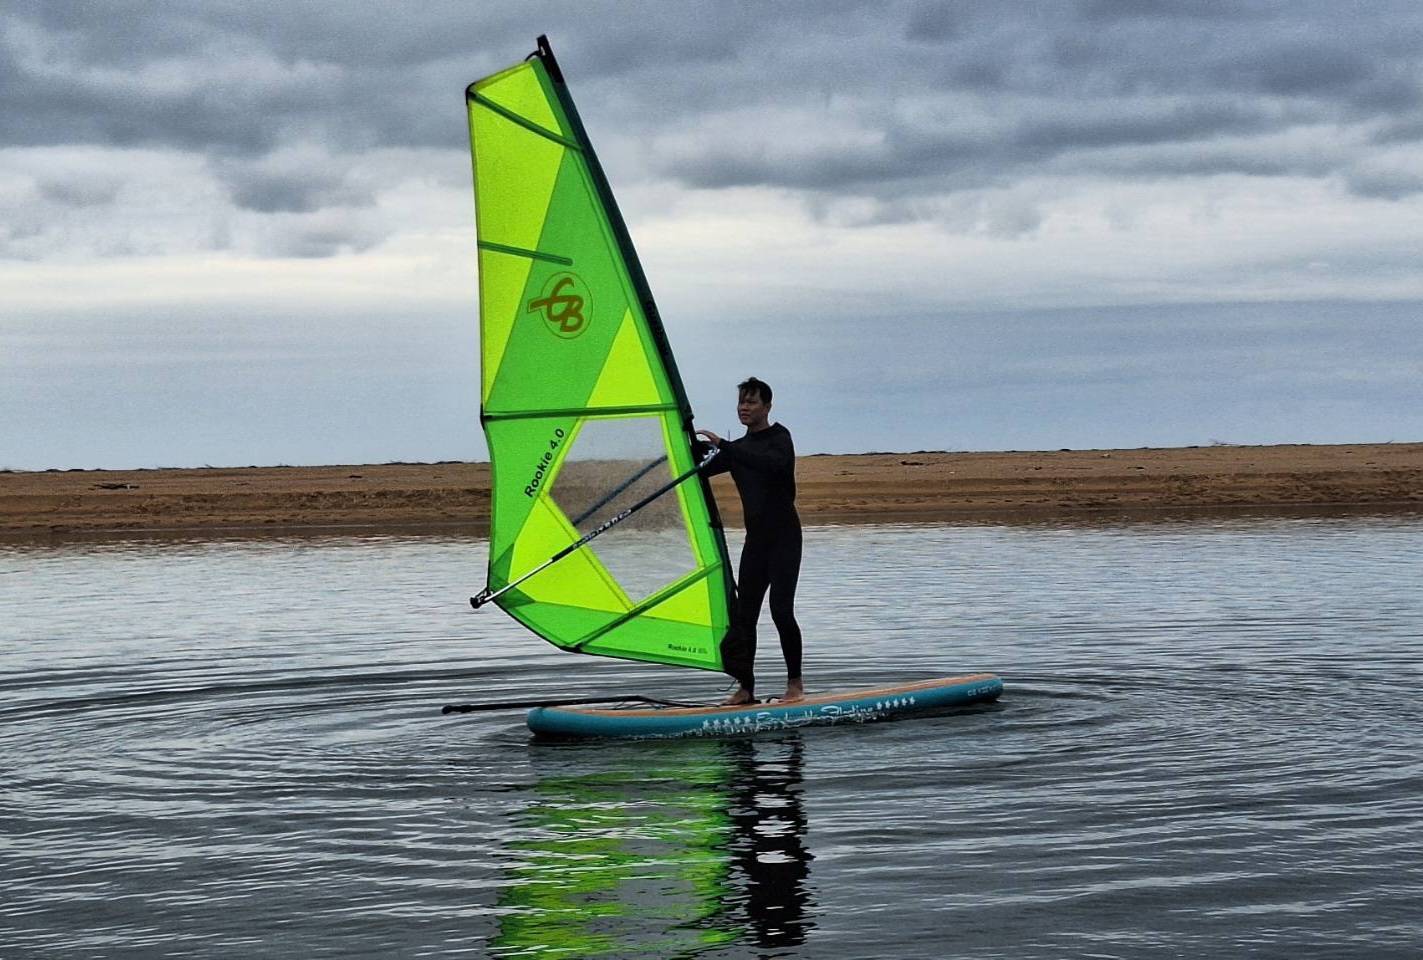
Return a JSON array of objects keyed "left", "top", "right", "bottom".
[
  {"left": 781, "top": 679, "right": 805, "bottom": 702},
  {"left": 721, "top": 687, "right": 755, "bottom": 706}
]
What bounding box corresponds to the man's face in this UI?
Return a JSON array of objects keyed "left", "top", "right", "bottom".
[{"left": 737, "top": 389, "right": 770, "bottom": 428}]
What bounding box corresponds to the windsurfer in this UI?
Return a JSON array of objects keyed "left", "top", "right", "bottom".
[{"left": 695, "top": 377, "right": 804, "bottom": 704}]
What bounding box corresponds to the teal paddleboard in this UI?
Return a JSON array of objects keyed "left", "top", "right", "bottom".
[{"left": 526, "top": 673, "right": 1003, "bottom": 739}]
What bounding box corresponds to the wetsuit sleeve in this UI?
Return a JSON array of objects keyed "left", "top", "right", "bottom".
[{"left": 693, "top": 438, "right": 732, "bottom": 476}]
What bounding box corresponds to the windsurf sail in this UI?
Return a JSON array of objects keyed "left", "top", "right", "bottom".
[{"left": 466, "top": 36, "right": 735, "bottom": 672}]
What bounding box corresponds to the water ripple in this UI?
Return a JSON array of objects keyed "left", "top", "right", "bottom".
[{"left": 4, "top": 518, "right": 1423, "bottom": 958}]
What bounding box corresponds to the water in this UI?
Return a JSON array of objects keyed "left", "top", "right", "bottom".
[{"left": 3, "top": 515, "right": 1422, "bottom": 958}]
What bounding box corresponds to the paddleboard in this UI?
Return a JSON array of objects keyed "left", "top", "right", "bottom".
[{"left": 526, "top": 673, "right": 1003, "bottom": 739}]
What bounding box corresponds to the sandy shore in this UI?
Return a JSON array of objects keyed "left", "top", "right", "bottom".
[{"left": 3, "top": 443, "right": 1421, "bottom": 536}]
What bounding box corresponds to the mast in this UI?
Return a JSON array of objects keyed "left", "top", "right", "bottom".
[
  {"left": 530, "top": 35, "right": 736, "bottom": 596},
  {"left": 532, "top": 35, "right": 695, "bottom": 423}
]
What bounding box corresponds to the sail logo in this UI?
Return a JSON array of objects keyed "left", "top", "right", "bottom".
[{"left": 528, "top": 272, "right": 591, "bottom": 339}]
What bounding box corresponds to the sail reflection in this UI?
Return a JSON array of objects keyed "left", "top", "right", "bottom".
[{"left": 492, "top": 737, "right": 813, "bottom": 957}]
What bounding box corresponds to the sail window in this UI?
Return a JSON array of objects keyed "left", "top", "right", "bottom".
[{"left": 549, "top": 416, "right": 699, "bottom": 603}]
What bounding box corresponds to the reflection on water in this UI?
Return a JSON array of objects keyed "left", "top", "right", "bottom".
[
  {"left": 493, "top": 738, "right": 812, "bottom": 957},
  {"left": 722, "top": 739, "right": 812, "bottom": 948},
  {"left": 4, "top": 513, "right": 1423, "bottom": 959}
]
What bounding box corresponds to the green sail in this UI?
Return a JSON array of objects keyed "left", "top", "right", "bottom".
[{"left": 466, "top": 37, "right": 735, "bottom": 672}]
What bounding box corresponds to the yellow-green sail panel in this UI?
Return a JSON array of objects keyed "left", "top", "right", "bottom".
[{"left": 467, "top": 37, "right": 735, "bottom": 672}]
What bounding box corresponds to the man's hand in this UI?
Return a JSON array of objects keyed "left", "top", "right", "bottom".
[{"left": 695, "top": 429, "right": 722, "bottom": 447}]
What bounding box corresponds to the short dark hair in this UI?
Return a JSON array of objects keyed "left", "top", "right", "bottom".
[{"left": 737, "top": 377, "right": 772, "bottom": 404}]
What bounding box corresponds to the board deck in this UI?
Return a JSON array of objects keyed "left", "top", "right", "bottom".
[{"left": 526, "top": 673, "right": 1003, "bottom": 739}]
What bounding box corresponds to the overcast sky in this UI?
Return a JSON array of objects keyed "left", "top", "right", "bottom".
[{"left": 4, "top": 1, "right": 1422, "bottom": 470}]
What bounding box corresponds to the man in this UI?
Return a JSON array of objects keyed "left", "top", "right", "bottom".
[{"left": 695, "top": 377, "right": 804, "bottom": 704}]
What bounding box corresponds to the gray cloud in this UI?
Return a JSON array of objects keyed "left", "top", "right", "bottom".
[
  {"left": 3, "top": 0, "right": 1423, "bottom": 259},
  {"left": 7, "top": 1, "right": 1422, "bottom": 468},
  {"left": 212, "top": 149, "right": 378, "bottom": 214},
  {"left": 613, "top": 3, "right": 1422, "bottom": 221},
  {"left": 1347, "top": 167, "right": 1423, "bottom": 200},
  {"left": 36, "top": 173, "right": 122, "bottom": 207},
  {"left": 7, "top": 2, "right": 1416, "bottom": 146}
]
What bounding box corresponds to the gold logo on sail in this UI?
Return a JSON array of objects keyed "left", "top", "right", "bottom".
[{"left": 528, "top": 272, "right": 591, "bottom": 339}]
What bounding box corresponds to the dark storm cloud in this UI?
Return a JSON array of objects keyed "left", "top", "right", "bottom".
[
  {"left": 650, "top": 95, "right": 1280, "bottom": 198},
  {"left": 6, "top": 1, "right": 1385, "bottom": 151},
  {"left": 2, "top": 1, "right": 510, "bottom": 157},
  {"left": 3, "top": 0, "right": 1423, "bottom": 245},
  {"left": 602, "top": 2, "right": 1422, "bottom": 210}
]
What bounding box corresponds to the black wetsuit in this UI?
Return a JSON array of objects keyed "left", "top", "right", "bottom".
[{"left": 698, "top": 423, "right": 802, "bottom": 693}]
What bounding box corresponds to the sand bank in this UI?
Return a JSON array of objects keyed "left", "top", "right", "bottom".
[{"left": 3, "top": 443, "right": 1420, "bottom": 536}]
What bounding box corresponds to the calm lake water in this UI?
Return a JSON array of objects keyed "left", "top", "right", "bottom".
[{"left": 3, "top": 514, "right": 1422, "bottom": 959}]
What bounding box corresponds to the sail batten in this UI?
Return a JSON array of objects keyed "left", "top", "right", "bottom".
[
  {"left": 570, "top": 564, "right": 721, "bottom": 652},
  {"left": 468, "top": 91, "right": 583, "bottom": 149},
  {"left": 483, "top": 403, "right": 679, "bottom": 422},
  {"left": 468, "top": 36, "right": 734, "bottom": 672},
  {"left": 477, "top": 240, "right": 573, "bottom": 265}
]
